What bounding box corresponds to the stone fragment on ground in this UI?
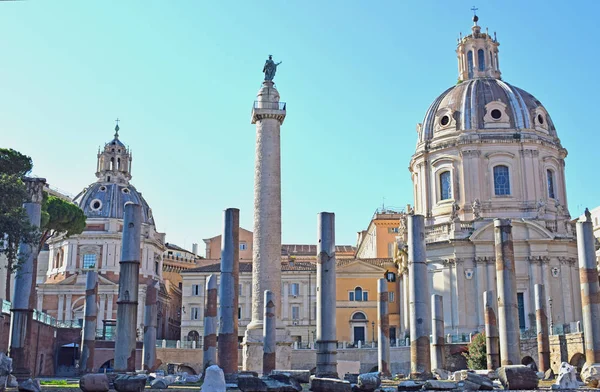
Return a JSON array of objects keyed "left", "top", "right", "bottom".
[
  {"left": 343, "top": 374, "right": 359, "bottom": 384},
  {"left": 80, "top": 374, "right": 110, "bottom": 392},
  {"left": 150, "top": 379, "right": 169, "bottom": 389},
  {"left": 497, "top": 365, "right": 538, "bottom": 390},
  {"left": 237, "top": 373, "right": 301, "bottom": 392},
  {"left": 544, "top": 368, "right": 555, "bottom": 380},
  {"left": 17, "top": 379, "right": 41, "bottom": 392},
  {"left": 202, "top": 365, "right": 226, "bottom": 392},
  {"left": 8, "top": 376, "right": 17, "bottom": 388},
  {"left": 397, "top": 380, "right": 424, "bottom": 391},
  {"left": 270, "top": 370, "right": 310, "bottom": 384},
  {"left": 113, "top": 374, "right": 148, "bottom": 392},
  {"left": 581, "top": 362, "right": 600, "bottom": 387},
  {"left": 356, "top": 372, "right": 380, "bottom": 391},
  {"left": 423, "top": 380, "right": 457, "bottom": 390},
  {"left": 310, "top": 376, "right": 352, "bottom": 392},
  {"left": 453, "top": 370, "right": 493, "bottom": 390},
  {"left": 432, "top": 368, "right": 449, "bottom": 380},
  {"left": 0, "top": 353, "right": 11, "bottom": 377},
  {"left": 554, "top": 361, "right": 580, "bottom": 389}
]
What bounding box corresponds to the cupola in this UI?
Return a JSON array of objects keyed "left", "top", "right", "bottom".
[
  {"left": 456, "top": 13, "right": 501, "bottom": 81},
  {"left": 95, "top": 121, "right": 132, "bottom": 184}
]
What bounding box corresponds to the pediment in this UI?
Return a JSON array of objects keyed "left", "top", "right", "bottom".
[
  {"left": 470, "top": 219, "right": 554, "bottom": 242},
  {"left": 337, "top": 260, "right": 388, "bottom": 273}
]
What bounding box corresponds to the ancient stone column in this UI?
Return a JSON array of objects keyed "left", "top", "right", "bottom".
[
  {"left": 493, "top": 219, "right": 521, "bottom": 365},
  {"left": 316, "top": 212, "right": 338, "bottom": 378},
  {"left": 9, "top": 177, "right": 45, "bottom": 381},
  {"left": 218, "top": 208, "right": 240, "bottom": 375},
  {"left": 243, "top": 79, "right": 290, "bottom": 372},
  {"left": 114, "top": 203, "right": 142, "bottom": 372},
  {"left": 80, "top": 271, "right": 98, "bottom": 374},
  {"left": 431, "top": 294, "right": 444, "bottom": 371},
  {"left": 142, "top": 280, "right": 159, "bottom": 371},
  {"left": 483, "top": 290, "right": 500, "bottom": 370},
  {"left": 203, "top": 274, "right": 218, "bottom": 370},
  {"left": 577, "top": 210, "right": 600, "bottom": 364},
  {"left": 408, "top": 214, "right": 431, "bottom": 377},
  {"left": 263, "top": 290, "right": 276, "bottom": 375},
  {"left": 534, "top": 284, "right": 550, "bottom": 372},
  {"left": 377, "top": 278, "right": 391, "bottom": 376}
]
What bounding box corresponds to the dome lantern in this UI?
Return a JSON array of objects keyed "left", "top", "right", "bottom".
[
  {"left": 95, "top": 119, "right": 133, "bottom": 184},
  {"left": 456, "top": 13, "right": 501, "bottom": 81}
]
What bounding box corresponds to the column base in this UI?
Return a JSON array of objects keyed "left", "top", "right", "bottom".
[{"left": 242, "top": 326, "right": 292, "bottom": 373}]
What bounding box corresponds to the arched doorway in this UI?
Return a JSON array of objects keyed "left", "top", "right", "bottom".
[
  {"left": 569, "top": 353, "right": 586, "bottom": 373},
  {"left": 350, "top": 311, "right": 368, "bottom": 345},
  {"left": 187, "top": 330, "right": 200, "bottom": 342}
]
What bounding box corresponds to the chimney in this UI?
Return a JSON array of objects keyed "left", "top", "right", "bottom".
[{"left": 192, "top": 243, "right": 198, "bottom": 255}]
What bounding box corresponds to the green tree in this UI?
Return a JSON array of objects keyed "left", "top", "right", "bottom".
[
  {"left": 462, "top": 332, "right": 487, "bottom": 370},
  {"left": 39, "top": 193, "right": 86, "bottom": 250},
  {"left": 0, "top": 148, "right": 35, "bottom": 299}
]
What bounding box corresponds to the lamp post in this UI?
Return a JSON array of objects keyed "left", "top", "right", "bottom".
[{"left": 372, "top": 321, "right": 375, "bottom": 343}]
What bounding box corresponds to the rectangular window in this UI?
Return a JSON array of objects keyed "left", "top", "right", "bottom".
[
  {"left": 238, "top": 307, "right": 242, "bottom": 319},
  {"left": 493, "top": 165, "right": 511, "bottom": 196},
  {"left": 312, "top": 303, "right": 316, "bottom": 320},
  {"left": 387, "top": 227, "right": 399, "bottom": 234},
  {"left": 155, "top": 261, "right": 160, "bottom": 275},
  {"left": 389, "top": 292, "right": 395, "bottom": 302},
  {"left": 388, "top": 243, "right": 394, "bottom": 258},
  {"left": 292, "top": 306, "right": 300, "bottom": 320},
  {"left": 240, "top": 242, "right": 247, "bottom": 251},
  {"left": 517, "top": 293, "right": 526, "bottom": 329},
  {"left": 440, "top": 171, "right": 452, "bottom": 200},
  {"left": 191, "top": 307, "right": 200, "bottom": 320},
  {"left": 289, "top": 283, "right": 300, "bottom": 297},
  {"left": 547, "top": 170, "right": 556, "bottom": 199},
  {"left": 239, "top": 284, "right": 242, "bottom": 296},
  {"left": 192, "top": 284, "right": 201, "bottom": 296},
  {"left": 82, "top": 254, "right": 96, "bottom": 269},
  {"left": 363, "top": 292, "right": 369, "bottom": 301},
  {"left": 349, "top": 292, "right": 355, "bottom": 301}
]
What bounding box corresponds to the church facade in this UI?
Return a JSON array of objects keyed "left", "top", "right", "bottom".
[
  {"left": 395, "top": 15, "right": 581, "bottom": 337},
  {"left": 37, "top": 126, "right": 182, "bottom": 340}
]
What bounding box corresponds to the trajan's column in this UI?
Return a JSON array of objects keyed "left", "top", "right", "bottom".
[{"left": 242, "top": 55, "right": 292, "bottom": 372}]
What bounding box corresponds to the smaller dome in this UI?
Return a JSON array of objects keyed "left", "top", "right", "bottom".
[
  {"left": 74, "top": 182, "right": 155, "bottom": 226},
  {"left": 420, "top": 78, "right": 556, "bottom": 143}
]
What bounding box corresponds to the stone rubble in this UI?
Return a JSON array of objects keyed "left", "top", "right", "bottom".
[
  {"left": 17, "top": 379, "right": 41, "bottom": 392},
  {"left": 356, "top": 371, "right": 381, "bottom": 391},
  {"left": 202, "top": 365, "right": 226, "bottom": 392},
  {"left": 453, "top": 370, "right": 493, "bottom": 390},
  {"left": 423, "top": 380, "right": 457, "bottom": 390},
  {"left": 310, "top": 376, "right": 352, "bottom": 392},
  {"left": 497, "top": 365, "right": 538, "bottom": 390},
  {"left": 432, "top": 368, "right": 450, "bottom": 380},
  {"left": 544, "top": 367, "right": 555, "bottom": 380},
  {"left": 269, "top": 370, "right": 310, "bottom": 384},
  {"left": 581, "top": 362, "right": 600, "bottom": 387},
  {"left": 397, "top": 380, "right": 424, "bottom": 391},
  {"left": 79, "top": 374, "right": 110, "bottom": 392},
  {"left": 554, "top": 361, "right": 580, "bottom": 389},
  {"left": 113, "top": 374, "right": 147, "bottom": 392}
]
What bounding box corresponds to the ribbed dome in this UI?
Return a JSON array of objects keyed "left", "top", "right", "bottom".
[
  {"left": 420, "top": 78, "right": 556, "bottom": 143},
  {"left": 73, "top": 182, "right": 155, "bottom": 226}
]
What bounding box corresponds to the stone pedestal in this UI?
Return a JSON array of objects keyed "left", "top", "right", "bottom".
[
  {"left": 114, "top": 204, "right": 142, "bottom": 372},
  {"left": 243, "top": 328, "right": 292, "bottom": 373},
  {"left": 9, "top": 177, "right": 45, "bottom": 381},
  {"left": 494, "top": 219, "right": 521, "bottom": 366}
]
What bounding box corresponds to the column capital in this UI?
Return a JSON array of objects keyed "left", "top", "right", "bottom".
[{"left": 23, "top": 177, "right": 46, "bottom": 204}]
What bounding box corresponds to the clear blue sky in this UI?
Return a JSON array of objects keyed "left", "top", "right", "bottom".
[{"left": 1, "top": 1, "right": 597, "bottom": 252}]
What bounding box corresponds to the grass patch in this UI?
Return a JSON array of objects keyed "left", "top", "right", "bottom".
[{"left": 40, "top": 380, "right": 69, "bottom": 386}]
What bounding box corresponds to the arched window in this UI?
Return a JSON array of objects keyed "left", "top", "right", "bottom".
[
  {"left": 117, "top": 158, "right": 121, "bottom": 171},
  {"left": 478, "top": 49, "right": 485, "bottom": 71},
  {"left": 440, "top": 171, "right": 452, "bottom": 200},
  {"left": 490, "top": 51, "right": 493, "bottom": 68},
  {"left": 493, "top": 165, "right": 511, "bottom": 195},
  {"left": 110, "top": 157, "right": 114, "bottom": 171},
  {"left": 547, "top": 169, "right": 556, "bottom": 199},
  {"left": 467, "top": 51, "right": 474, "bottom": 79},
  {"left": 352, "top": 312, "right": 367, "bottom": 321},
  {"left": 187, "top": 330, "right": 200, "bottom": 342}
]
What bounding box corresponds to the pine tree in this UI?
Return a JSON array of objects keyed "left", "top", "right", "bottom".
[{"left": 462, "top": 332, "right": 487, "bottom": 370}]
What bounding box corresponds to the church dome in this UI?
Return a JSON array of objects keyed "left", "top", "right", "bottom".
[
  {"left": 73, "top": 182, "right": 155, "bottom": 226},
  {"left": 419, "top": 78, "right": 557, "bottom": 143}
]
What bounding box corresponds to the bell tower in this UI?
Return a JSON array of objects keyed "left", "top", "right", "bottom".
[
  {"left": 456, "top": 12, "right": 501, "bottom": 81},
  {"left": 96, "top": 120, "right": 132, "bottom": 184}
]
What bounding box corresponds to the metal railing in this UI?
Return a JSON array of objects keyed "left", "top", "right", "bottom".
[{"left": 253, "top": 101, "right": 286, "bottom": 110}]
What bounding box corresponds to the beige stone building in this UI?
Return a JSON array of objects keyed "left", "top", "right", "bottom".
[
  {"left": 36, "top": 126, "right": 183, "bottom": 339},
  {"left": 397, "top": 15, "right": 582, "bottom": 337}
]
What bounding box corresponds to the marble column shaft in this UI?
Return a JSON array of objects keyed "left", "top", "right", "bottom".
[
  {"left": 218, "top": 208, "right": 240, "bottom": 375},
  {"left": 493, "top": 219, "right": 521, "bottom": 366},
  {"left": 80, "top": 271, "right": 98, "bottom": 373},
  {"left": 203, "top": 274, "right": 218, "bottom": 370},
  {"left": 315, "top": 212, "right": 338, "bottom": 378},
  {"left": 378, "top": 278, "right": 391, "bottom": 376},
  {"left": 9, "top": 177, "right": 45, "bottom": 380},
  {"left": 576, "top": 213, "right": 600, "bottom": 364},
  {"left": 143, "top": 280, "right": 159, "bottom": 371},
  {"left": 431, "top": 294, "right": 444, "bottom": 371},
  {"left": 534, "top": 284, "right": 550, "bottom": 372},
  {"left": 263, "top": 290, "right": 276, "bottom": 375},
  {"left": 408, "top": 214, "right": 431, "bottom": 376},
  {"left": 483, "top": 290, "right": 500, "bottom": 370},
  {"left": 114, "top": 203, "right": 142, "bottom": 372}
]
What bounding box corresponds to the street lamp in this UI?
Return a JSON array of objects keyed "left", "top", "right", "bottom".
[{"left": 372, "top": 321, "right": 375, "bottom": 343}]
